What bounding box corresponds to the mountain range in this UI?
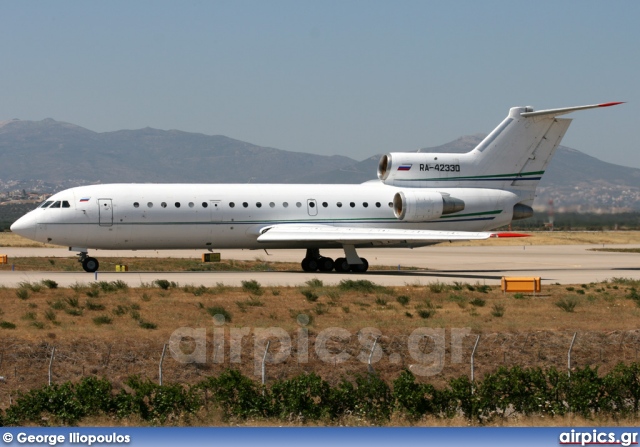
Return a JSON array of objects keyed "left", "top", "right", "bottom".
[{"left": 0, "top": 118, "right": 638, "bottom": 211}]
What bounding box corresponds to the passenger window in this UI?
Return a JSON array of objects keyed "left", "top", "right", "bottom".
[
  {"left": 337, "top": 202, "right": 342, "bottom": 208},
  {"left": 40, "top": 201, "right": 54, "bottom": 208},
  {"left": 269, "top": 202, "right": 275, "bottom": 208},
  {"left": 62, "top": 201, "right": 71, "bottom": 208},
  {"left": 375, "top": 202, "right": 381, "bottom": 208},
  {"left": 175, "top": 202, "right": 181, "bottom": 208},
  {"left": 229, "top": 202, "right": 235, "bottom": 208},
  {"left": 322, "top": 202, "right": 328, "bottom": 208},
  {"left": 283, "top": 202, "right": 289, "bottom": 208},
  {"left": 309, "top": 202, "right": 315, "bottom": 208},
  {"left": 147, "top": 202, "right": 153, "bottom": 208},
  {"left": 388, "top": 202, "right": 393, "bottom": 208},
  {"left": 243, "top": 202, "right": 248, "bottom": 208},
  {"left": 161, "top": 202, "right": 167, "bottom": 208},
  {"left": 350, "top": 202, "right": 355, "bottom": 208},
  {"left": 296, "top": 202, "right": 302, "bottom": 208},
  {"left": 50, "top": 201, "right": 61, "bottom": 208},
  {"left": 363, "top": 202, "right": 368, "bottom": 208},
  {"left": 188, "top": 202, "right": 194, "bottom": 208},
  {"left": 256, "top": 202, "right": 262, "bottom": 208},
  {"left": 202, "top": 202, "right": 208, "bottom": 208},
  {"left": 133, "top": 202, "right": 140, "bottom": 208}
]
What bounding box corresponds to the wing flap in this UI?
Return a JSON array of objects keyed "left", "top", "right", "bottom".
[{"left": 256, "top": 224, "right": 519, "bottom": 244}]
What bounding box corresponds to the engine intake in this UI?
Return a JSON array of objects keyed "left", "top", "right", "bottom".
[{"left": 393, "top": 191, "right": 465, "bottom": 222}]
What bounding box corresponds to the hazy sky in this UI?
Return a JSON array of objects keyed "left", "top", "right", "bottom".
[{"left": 1, "top": 1, "right": 638, "bottom": 168}]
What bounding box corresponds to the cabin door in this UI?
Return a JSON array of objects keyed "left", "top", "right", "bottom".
[{"left": 98, "top": 199, "right": 113, "bottom": 227}]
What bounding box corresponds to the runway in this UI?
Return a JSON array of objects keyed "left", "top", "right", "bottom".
[{"left": 0, "top": 243, "right": 638, "bottom": 288}]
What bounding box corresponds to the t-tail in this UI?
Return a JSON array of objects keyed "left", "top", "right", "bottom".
[{"left": 377, "top": 102, "right": 623, "bottom": 201}]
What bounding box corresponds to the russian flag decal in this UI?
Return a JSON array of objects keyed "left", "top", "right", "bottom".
[
  {"left": 79, "top": 197, "right": 91, "bottom": 202},
  {"left": 397, "top": 164, "right": 412, "bottom": 171}
]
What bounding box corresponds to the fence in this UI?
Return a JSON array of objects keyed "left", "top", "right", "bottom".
[{"left": 2, "top": 329, "right": 640, "bottom": 408}]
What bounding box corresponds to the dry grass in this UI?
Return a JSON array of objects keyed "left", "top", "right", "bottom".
[{"left": 1, "top": 278, "right": 640, "bottom": 412}]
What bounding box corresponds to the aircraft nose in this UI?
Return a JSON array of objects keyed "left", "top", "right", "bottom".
[{"left": 10, "top": 214, "right": 37, "bottom": 241}]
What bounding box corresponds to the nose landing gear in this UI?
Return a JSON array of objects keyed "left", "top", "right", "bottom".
[{"left": 74, "top": 250, "right": 100, "bottom": 273}]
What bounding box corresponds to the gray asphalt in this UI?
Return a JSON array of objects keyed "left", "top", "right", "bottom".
[{"left": 0, "top": 244, "right": 638, "bottom": 287}]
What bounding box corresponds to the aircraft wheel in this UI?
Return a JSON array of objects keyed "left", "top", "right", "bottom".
[
  {"left": 318, "top": 257, "right": 334, "bottom": 272},
  {"left": 350, "top": 258, "right": 369, "bottom": 273},
  {"left": 334, "top": 257, "right": 350, "bottom": 273},
  {"left": 301, "top": 257, "right": 318, "bottom": 272},
  {"left": 82, "top": 257, "right": 100, "bottom": 273}
]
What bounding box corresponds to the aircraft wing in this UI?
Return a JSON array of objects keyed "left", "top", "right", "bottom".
[{"left": 256, "top": 224, "right": 525, "bottom": 245}]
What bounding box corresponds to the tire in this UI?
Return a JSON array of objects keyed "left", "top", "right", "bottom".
[
  {"left": 301, "top": 257, "right": 318, "bottom": 272},
  {"left": 351, "top": 258, "right": 369, "bottom": 273},
  {"left": 334, "top": 257, "right": 350, "bottom": 273},
  {"left": 82, "top": 257, "right": 99, "bottom": 273},
  {"left": 318, "top": 257, "right": 335, "bottom": 272}
]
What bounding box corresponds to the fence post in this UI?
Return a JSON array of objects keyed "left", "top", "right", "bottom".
[
  {"left": 48, "top": 347, "right": 55, "bottom": 386},
  {"left": 159, "top": 344, "right": 167, "bottom": 386},
  {"left": 368, "top": 336, "right": 380, "bottom": 374},
  {"left": 262, "top": 341, "right": 271, "bottom": 386},
  {"left": 568, "top": 332, "right": 577, "bottom": 378},
  {"left": 471, "top": 335, "right": 480, "bottom": 384}
]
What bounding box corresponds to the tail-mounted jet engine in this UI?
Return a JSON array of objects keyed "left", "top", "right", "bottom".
[{"left": 393, "top": 190, "right": 465, "bottom": 222}]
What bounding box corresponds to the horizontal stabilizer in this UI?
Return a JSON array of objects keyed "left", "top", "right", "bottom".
[{"left": 520, "top": 102, "right": 624, "bottom": 118}]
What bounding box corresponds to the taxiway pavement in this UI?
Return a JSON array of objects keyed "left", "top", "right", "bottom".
[{"left": 0, "top": 244, "right": 638, "bottom": 287}]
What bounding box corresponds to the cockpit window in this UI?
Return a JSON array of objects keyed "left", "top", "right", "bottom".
[
  {"left": 40, "top": 201, "right": 54, "bottom": 208},
  {"left": 62, "top": 201, "right": 71, "bottom": 208},
  {"left": 50, "top": 201, "right": 61, "bottom": 208}
]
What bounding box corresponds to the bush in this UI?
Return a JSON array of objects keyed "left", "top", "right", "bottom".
[
  {"left": 338, "top": 279, "right": 384, "bottom": 293},
  {"left": 41, "top": 279, "right": 58, "bottom": 289},
  {"left": 491, "top": 303, "right": 505, "bottom": 317},
  {"left": 396, "top": 295, "right": 410, "bottom": 306},
  {"left": 555, "top": 296, "right": 579, "bottom": 312},
  {"left": 154, "top": 279, "right": 175, "bottom": 290},
  {"left": 206, "top": 306, "right": 232, "bottom": 323},
  {"left": 241, "top": 280, "right": 263, "bottom": 295},
  {"left": 92, "top": 315, "right": 112, "bottom": 326},
  {"left": 301, "top": 290, "right": 319, "bottom": 302},
  {"left": 0, "top": 321, "right": 16, "bottom": 329}
]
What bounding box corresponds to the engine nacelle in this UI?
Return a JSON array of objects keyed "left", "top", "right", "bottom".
[{"left": 393, "top": 190, "right": 465, "bottom": 222}]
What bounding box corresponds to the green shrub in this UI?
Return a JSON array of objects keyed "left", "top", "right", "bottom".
[
  {"left": 338, "top": 279, "right": 384, "bottom": 293},
  {"left": 305, "top": 278, "right": 324, "bottom": 288},
  {"left": 0, "top": 321, "right": 16, "bottom": 329},
  {"left": 206, "top": 306, "right": 232, "bottom": 323},
  {"left": 16, "top": 288, "right": 30, "bottom": 300},
  {"left": 396, "top": 295, "right": 410, "bottom": 306},
  {"left": 470, "top": 297, "right": 486, "bottom": 307},
  {"left": 555, "top": 296, "right": 579, "bottom": 312},
  {"left": 301, "top": 290, "right": 319, "bottom": 302},
  {"left": 491, "top": 303, "right": 505, "bottom": 317},
  {"left": 41, "top": 279, "right": 58, "bottom": 289},
  {"left": 86, "top": 300, "right": 105, "bottom": 311},
  {"left": 241, "top": 280, "right": 263, "bottom": 295},
  {"left": 93, "top": 315, "right": 112, "bottom": 326}
]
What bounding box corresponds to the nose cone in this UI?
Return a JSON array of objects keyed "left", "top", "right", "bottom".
[{"left": 10, "top": 214, "right": 37, "bottom": 241}]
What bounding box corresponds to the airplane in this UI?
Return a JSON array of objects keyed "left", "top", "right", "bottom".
[{"left": 10, "top": 102, "right": 622, "bottom": 273}]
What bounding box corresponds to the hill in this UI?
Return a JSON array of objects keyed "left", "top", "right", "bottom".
[{"left": 0, "top": 119, "right": 638, "bottom": 211}]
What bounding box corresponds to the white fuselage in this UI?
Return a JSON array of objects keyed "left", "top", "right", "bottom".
[{"left": 15, "top": 182, "right": 518, "bottom": 251}]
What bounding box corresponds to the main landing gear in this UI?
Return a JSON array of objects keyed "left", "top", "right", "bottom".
[
  {"left": 300, "top": 248, "right": 369, "bottom": 273},
  {"left": 75, "top": 250, "right": 99, "bottom": 273}
]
